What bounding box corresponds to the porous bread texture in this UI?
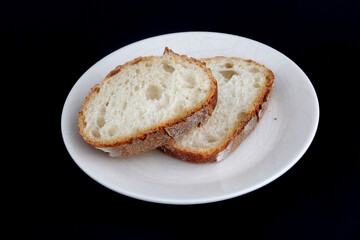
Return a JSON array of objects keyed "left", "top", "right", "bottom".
[
  {"left": 78, "top": 48, "right": 217, "bottom": 157},
  {"left": 160, "top": 57, "right": 274, "bottom": 163}
]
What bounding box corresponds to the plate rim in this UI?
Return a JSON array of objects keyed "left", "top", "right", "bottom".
[{"left": 61, "top": 31, "right": 319, "bottom": 205}]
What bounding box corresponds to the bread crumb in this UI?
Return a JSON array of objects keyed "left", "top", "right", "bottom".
[{"left": 274, "top": 117, "right": 277, "bottom": 120}]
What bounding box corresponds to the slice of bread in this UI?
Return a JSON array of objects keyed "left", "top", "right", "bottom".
[
  {"left": 159, "top": 57, "right": 274, "bottom": 163},
  {"left": 78, "top": 48, "right": 217, "bottom": 157}
]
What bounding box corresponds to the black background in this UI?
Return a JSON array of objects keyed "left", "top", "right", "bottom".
[{"left": 4, "top": 0, "right": 359, "bottom": 239}]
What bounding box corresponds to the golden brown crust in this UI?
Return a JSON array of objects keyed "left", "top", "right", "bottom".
[
  {"left": 78, "top": 48, "right": 218, "bottom": 157},
  {"left": 159, "top": 58, "right": 275, "bottom": 163}
]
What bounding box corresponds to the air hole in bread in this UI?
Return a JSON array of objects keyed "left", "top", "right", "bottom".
[
  {"left": 134, "top": 85, "right": 139, "bottom": 91},
  {"left": 184, "top": 74, "right": 196, "bottom": 88},
  {"left": 100, "top": 106, "right": 106, "bottom": 115},
  {"left": 146, "top": 84, "right": 162, "bottom": 100},
  {"left": 220, "top": 70, "right": 238, "bottom": 81},
  {"left": 224, "top": 62, "right": 233, "bottom": 68},
  {"left": 136, "top": 69, "right": 140, "bottom": 74},
  {"left": 146, "top": 62, "right": 152, "bottom": 67},
  {"left": 254, "top": 76, "right": 260, "bottom": 82},
  {"left": 108, "top": 126, "right": 118, "bottom": 137},
  {"left": 122, "top": 101, "right": 127, "bottom": 110},
  {"left": 163, "top": 62, "right": 175, "bottom": 73},
  {"left": 250, "top": 67, "right": 260, "bottom": 73},
  {"left": 253, "top": 83, "right": 260, "bottom": 88},
  {"left": 124, "top": 79, "right": 130, "bottom": 84},
  {"left": 160, "top": 80, "right": 167, "bottom": 89},
  {"left": 206, "top": 135, "right": 218, "bottom": 143},
  {"left": 96, "top": 117, "right": 105, "bottom": 128},
  {"left": 92, "top": 130, "right": 101, "bottom": 138}
]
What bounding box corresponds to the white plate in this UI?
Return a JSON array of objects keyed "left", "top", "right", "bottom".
[{"left": 61, "top": 32, "right": 319, "bottom": 204}]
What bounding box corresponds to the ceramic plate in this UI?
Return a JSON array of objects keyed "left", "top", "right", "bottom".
[{"left": 61, "top": 32, "right": 319, "bottom": 204}]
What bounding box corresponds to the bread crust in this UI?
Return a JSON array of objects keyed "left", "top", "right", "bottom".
[
  {"left": 78, "top": 48, "right": 217, "bottom": 157},
  {"left": 159, "top": 57, "right": 274, "bottom": 163}
]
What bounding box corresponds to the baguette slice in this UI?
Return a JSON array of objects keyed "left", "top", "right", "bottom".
[
  {"left": 159, "top": 57, "right": 274, "bottom": 163},
  {"left": 78, "top": 48, "right": 217, "bottom": 157}
]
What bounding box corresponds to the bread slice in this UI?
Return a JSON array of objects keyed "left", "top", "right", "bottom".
[
  {"left": 159, "top": 57, "right": 274, "bottom": 163},
  {"left": 78, "top": 48, "right": 217, "bottom": 157}
]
